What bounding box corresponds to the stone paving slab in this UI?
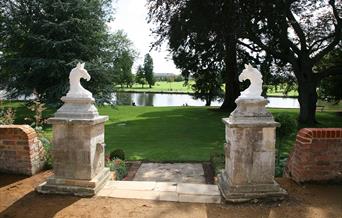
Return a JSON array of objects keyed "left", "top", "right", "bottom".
[
  {"left": 97, "top": 181, "right": 221, "bottom": 204},
  {"left": 133, "top": 163, "right": 206, "bottom": 184}
]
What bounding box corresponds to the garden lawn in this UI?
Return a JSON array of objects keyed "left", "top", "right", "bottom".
[{"left": 1, "top": 101, "right": 342, "bottom": 162}]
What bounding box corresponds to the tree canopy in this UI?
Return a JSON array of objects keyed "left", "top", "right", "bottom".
[
  {"left": 143, "top": 53, "right": 155, "bottom": 88},
  {"left": 0, "top": 0, "right": 116, "bottom": 103},
  {"left": 241, "top": 0, "right": 341, "bottom": 123},
  {"left": 109, "top": 30, "right": 137, "bottom": 88},
  {"left": 148, "top": 0, "right": 341, "bottom": 123}
]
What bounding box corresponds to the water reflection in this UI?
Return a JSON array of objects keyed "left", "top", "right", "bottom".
[{"left": 113, "top": 92, "right": 300, "bottom": 108}]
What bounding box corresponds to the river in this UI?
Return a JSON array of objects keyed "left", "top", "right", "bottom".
[{"left": 113, "top": 92, "right": 300, "bottom": 108}]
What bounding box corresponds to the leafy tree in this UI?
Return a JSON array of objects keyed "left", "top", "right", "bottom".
[
  {"left": 143, "top": 53, "right": 155, "bottom": 88},
  {"left": 0, "top": 0, "right": 115, "bottom": 103},
  {"left": 192, "top": 70, "right": 223, "bottom": 106},
  {"left": 242, "top": 0, "right": 342, "bottom": 124},
  {"left": 147, "top": 0, "right": 243, "bottom": 112},
  {"left": 108, "top": 30, "right": 137, "bottom": 88},
  {"left": 135, "top": 65, "right": 147, "bottom": 88},
  {"left": 317, "top": 49, "right": 342, "bottom": 103}
]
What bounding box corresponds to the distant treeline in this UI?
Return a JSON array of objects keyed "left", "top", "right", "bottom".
[{"left": 154, "top": 73, "right": 186, "bottom": 82}]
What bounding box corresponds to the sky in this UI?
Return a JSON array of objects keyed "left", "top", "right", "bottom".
[{"left": 107, "top": 0, "right": 180, "bottom": 75}]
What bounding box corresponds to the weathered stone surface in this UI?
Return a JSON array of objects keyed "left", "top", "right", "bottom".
[
  {"left": 218, "top": 98, "right": 287, "bottom": 202},
  {"left": 133, "top": 163, "right": 206, "bottom": 184},
  {"left": 54, "top": 97, "right": 99, "bottom": 119},
  {"left": 177, "top": 183, "right": 220, "bottom": 196},
  {"left": 37, "top": 95, "right": 109, "bottom": 197},
  {"left": 36, "top": 167, "right": 110, "bottom": 196},
  {"left": 97, "top": 181, "right": 221, "bottom": 204}
]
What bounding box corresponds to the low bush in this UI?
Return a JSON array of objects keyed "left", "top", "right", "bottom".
[
  {"left": 274, "top": 113, "right": 298, "bottom": 139},
  {"left": 106, "top": 158, "right": 127, "bottom": 180},
  {"left": 109, "top": 149, "right": 125, "bottom": 160},
  {"left": 274, "top": 112, "right": 298, "bottom": 176},
  {"left": 210, "top": 152, "right": 225, "bottom": 176}
]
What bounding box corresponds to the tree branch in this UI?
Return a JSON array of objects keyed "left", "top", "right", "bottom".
[
  {"left": 315, "top": 65, "right": 342, "bottom": 81},
  {"left": 309, "top": 33, "right": 335, "bottom": 53},
  {"left": 286, "top": 8, "right": 307, "bottom": 52},
  {"left": 312, "top": 0, "right": 342, "bottom": 64},
  {"left": 237, "top": 40, "right": 262, "bottom": 53}
]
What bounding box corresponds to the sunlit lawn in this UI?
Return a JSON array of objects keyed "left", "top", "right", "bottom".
[{"left": 2, "top": 101, "right": 341, "bottom": 162}]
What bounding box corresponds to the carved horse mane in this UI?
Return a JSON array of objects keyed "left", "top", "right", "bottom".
[
  {"left": 238, "top": 64, "right": 263, "bottom": 98},
  {"left": 66, "top": 63, "right": 92, "bottom": 98}
]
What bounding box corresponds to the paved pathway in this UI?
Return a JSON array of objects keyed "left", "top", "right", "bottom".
[
  {"left": 133, "top": 163, "right": 206, "bottom": 183},
  {"left": 97, "top": 181, "right": 221, "bottom": 203}
]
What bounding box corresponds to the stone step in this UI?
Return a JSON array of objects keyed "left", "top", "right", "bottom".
[{"left": 97, "top": 181, "right": 221, "bottom": 204}]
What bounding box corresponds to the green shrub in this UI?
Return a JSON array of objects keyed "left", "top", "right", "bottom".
[
  {"left": 109, "top": 149, "right": 125, "bottom": 160},
  {"left": 40, "top": 135, "right": 53, "bottom": 170},
  {"left": 106, "top": 158, "right": 127, "bottom": 180},
  {"left": 274, "top": 113, "right": 298, "bottom": 139},
  {"left": 274, "top": 113, "right": 297, "bottom": 177},
  {"left": 210, "top": 152, "right": 225, "bottom": 176}
]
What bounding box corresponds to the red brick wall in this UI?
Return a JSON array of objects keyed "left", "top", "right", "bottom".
[
  {"left": 285, "top": 128, "right": 342, "bottom": 183},
  {"left": 0, "top": 125, "right": 45, "bottom": 175}
]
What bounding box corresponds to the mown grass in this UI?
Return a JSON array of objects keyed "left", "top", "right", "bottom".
[{"left": 1, "top": 101, "right": 341, "bottom": 163}]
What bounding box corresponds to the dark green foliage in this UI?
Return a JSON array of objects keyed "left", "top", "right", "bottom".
[
  {"left": 143, "top": 54, "right": 155, "bottom": 88},
  {"left": 135, "top": 65, "right": 147, "bottom": 88},
  {"left": 209, "top": 152, "right": 225, "bottom": 176},
  {"left": 110, "top": 30, "right": 137, "bottom": 88},
  {"left": 243, "top": 0, "right": 342, "bottom": 124},
  {"left": 318, "top": 75, "right": 342, "bottom": 104},
  {"left": 191, "top": 70, "right": 223, "bottom": 106},
  {"left": 148, "top": 0, "right": 242, "bottom": 112},
  {"left": 317, "top": 49, "right": 342, "bottom": 104},
  {"left": 274, "top": 113, "right": 298, "bottom": 139},
  {"left": 0, "top": 0, "right": 115, "bottom": 103},
  {"left": 106, "top": 159, "right": 127, "bottom": 180},
  {"left": 40, "top": 135, "right": 53, "bottom": 170},
  {"left": 274, "top": 113, "right": 298, "bottom": 176},
  {"left": 110, "top": 149, "right": 125, "bottom": 160}
]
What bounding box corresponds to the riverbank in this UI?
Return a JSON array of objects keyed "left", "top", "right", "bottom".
[{"left": 116, "top": 81, "right": 300, "bottom": 97}]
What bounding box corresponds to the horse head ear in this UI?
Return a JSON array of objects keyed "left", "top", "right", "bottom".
[
  {"left": 81, "top": 63, "right": 85, "bottom": 69},
  {"left": 245, "top": 64, "right": 253, "bottom": 70}
]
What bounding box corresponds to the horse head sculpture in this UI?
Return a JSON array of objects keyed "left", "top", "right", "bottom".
[
  {"left": 66, "top": 62, "right": 93, "bottom": 98},
  {"left": 238, "top": 64, "right": 263, "bottom": 99}
]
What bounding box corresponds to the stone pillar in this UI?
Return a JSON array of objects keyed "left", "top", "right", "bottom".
[
  {"left": 37, "top": 96, "right": 110, "bottom": 196},
  {"left": 218, "top": 98, "right": 287, "bottom": 202}
]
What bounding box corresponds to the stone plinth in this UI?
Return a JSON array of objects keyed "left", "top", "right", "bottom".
[
  {"left": 218, "top": 98, "right": 287, "bottom": 202},
  {"left": 37, "top": 96, "right": 110, "bottom": 196}
]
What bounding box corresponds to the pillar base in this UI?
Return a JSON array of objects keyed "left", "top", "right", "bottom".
[
  {"left": 218, "top": 172, "right": 287, "bottom": 203},
  {"left": 36, "top": 168, "right": 110, "bottom": 197}
]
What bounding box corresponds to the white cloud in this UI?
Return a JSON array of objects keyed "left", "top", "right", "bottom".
[{"left": 107, "top": 0, "right": 180, "bottom": 74}]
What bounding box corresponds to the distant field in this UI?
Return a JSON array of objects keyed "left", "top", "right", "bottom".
[
  {"left": 117, "top": 81, "right": 299, "bottom": 97},
  {"left": 117, "top": 81, "right": 194, "bottom": 93}
]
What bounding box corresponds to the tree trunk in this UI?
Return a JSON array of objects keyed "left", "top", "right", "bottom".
[
  {"left": 220, "top": 37, "right": 240, "bottom": 113},
  {"left": 297, "top": 79, "right": 318, "bottom": 125},
  {"left": 206, "top": 95, "right": 212, "bottom": 106}
]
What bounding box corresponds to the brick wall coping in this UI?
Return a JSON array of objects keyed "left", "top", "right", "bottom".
[
  {"left": 296, "top": 128, "right": 342, "bottom": 144},
  {"left": 0, "top": 125, "right": 37, "bottom": 140}
]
